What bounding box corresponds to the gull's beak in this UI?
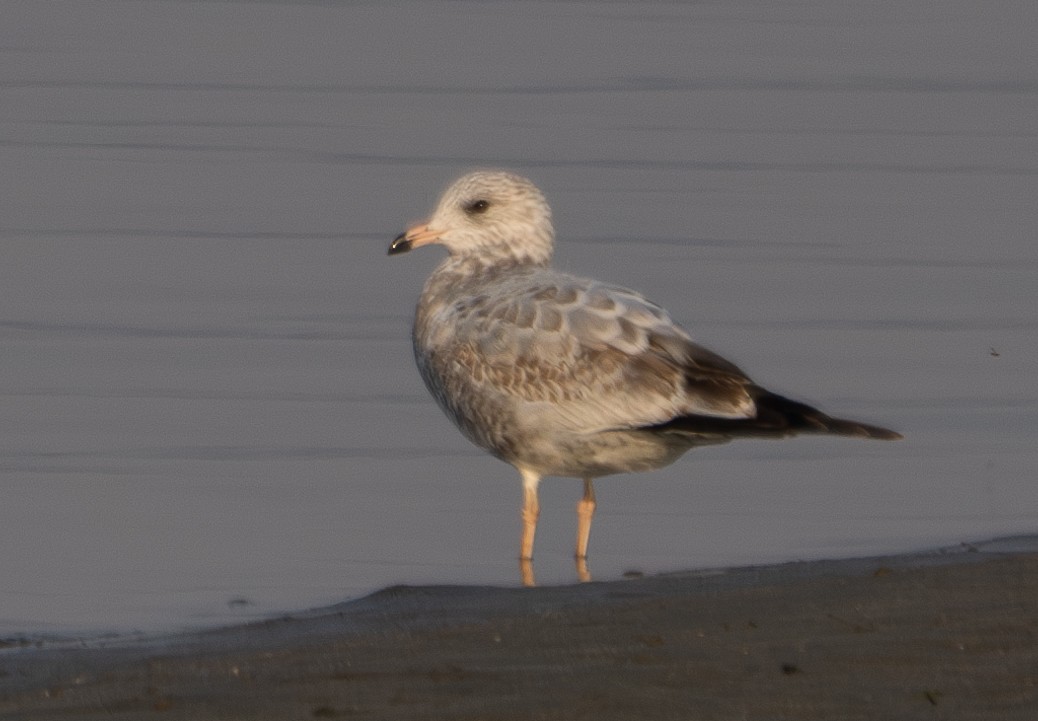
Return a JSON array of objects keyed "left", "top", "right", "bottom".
[{"left": 388, "top": 223, "right": 441, "bottom": 255}]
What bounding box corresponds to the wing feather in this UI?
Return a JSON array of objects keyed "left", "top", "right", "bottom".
[{"left": 441, "top": 273, "right": 756, "bottom": 433}]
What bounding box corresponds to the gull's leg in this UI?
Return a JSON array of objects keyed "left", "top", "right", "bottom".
[
  {"left": 519, "top": 468, "right": 541, "bottom": 562},
  {"left": 519, "top": 468, "right": 541, "bottom": 587},
  {"left": 575, "top": 477, "right": 596, "bottom": 560}
]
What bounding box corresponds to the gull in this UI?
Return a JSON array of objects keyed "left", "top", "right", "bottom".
[{"left": 389, "top": 170, "right": 901, "bottom": 576}]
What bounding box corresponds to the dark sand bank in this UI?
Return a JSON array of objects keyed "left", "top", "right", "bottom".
[{"left": 2, "top": 539, "right": 1036, "bottom": 720}]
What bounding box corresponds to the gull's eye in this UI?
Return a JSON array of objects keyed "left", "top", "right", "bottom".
[{"left": 464, "top": 199, "right": 490, "bottom": 215}]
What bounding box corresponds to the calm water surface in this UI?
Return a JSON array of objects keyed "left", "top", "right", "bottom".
[{"left": 1, "top": 0, "right": 1036, "bottom": 634}]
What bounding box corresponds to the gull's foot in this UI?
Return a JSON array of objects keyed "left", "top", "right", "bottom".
[
  {"left": 519, "top": 557, "right": 535, "bottom": 587},
  {"left": 575, "top": 555, "right": 591, "bottom": 583}
]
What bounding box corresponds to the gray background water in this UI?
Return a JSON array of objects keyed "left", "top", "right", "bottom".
[{"left": 2, "top": 0, "right": 1035, "bottom": 634}]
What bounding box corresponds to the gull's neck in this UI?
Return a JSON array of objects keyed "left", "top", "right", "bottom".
[{"left": 435, "top": 252, "right": 550, "bottom": 282}]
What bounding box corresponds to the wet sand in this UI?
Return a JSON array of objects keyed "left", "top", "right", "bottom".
[{"left": 1, "top": 539, "right": 1035, "bottom": 720}]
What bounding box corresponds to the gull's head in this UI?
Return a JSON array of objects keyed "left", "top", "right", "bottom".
[{"left": 389, "top": 170, "right": 554, "bottom": 265}]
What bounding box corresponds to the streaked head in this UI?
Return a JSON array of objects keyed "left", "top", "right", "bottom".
[{"left": 389, "top": 170, "right": 554, "bottom": 265}]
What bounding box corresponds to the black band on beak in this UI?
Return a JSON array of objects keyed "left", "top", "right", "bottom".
[{"left": 388, "top": 233, "right": 413, "bottom": 255}]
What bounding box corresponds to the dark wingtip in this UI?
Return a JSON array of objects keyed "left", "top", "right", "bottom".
[
  {"left": 744, "top": 391, "right": 904, "bottom": 441},
  {"left": 388, "top": 233, "right": 412, "bottom": 255},
  {"left": 822, "top": 417, "right": 903, "bottom": 440},
  {"left": 866, "top": 426, "right": 903, "bottom": 441}
]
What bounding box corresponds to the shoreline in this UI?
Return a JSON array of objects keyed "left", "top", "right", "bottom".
[{"left": 2, "top": 537, "right": 1036, "bottom": 719}]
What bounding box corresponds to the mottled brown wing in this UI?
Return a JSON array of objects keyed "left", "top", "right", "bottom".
[{"left": 446, "top": 274, "right": 757, "bottom": 434}]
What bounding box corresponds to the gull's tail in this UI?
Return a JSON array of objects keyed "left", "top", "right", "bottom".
[{"left": 651, "top": 388, "right": 902, "bottom": 441}]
